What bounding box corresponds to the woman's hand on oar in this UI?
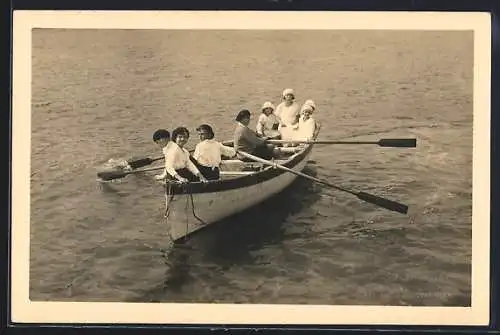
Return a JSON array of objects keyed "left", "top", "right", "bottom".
[
  {"left": 236, "top": 150, "right": 409, "bottom": 214},
  {"left": 127, "top": 155, "right": 163, "bottom": 169},
  {"left": 267, "top": 138, "right": 417, "bottom": 148},
  {"left": 97, "top": 166, "right": 164, "bottom": 181}
]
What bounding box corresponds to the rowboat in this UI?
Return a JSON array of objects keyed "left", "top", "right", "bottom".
[
  {"left": 163, "top": 137, "right": 318, "bottom": 243},
  {"left": 97, "top": 131, "right": 413, "bottom": 237}
]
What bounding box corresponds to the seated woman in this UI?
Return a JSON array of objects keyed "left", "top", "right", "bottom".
[
  {"left": 280, "top": 101, "right": 321, "bottom": 154},
  {"left": 192, "top": 124, "right": 237, "bottom": 180},
  {"left": 255, "top": 101, "right": 280, "bottom": 139},
  {"left": 275, "top": 88, "right": 301, "bottom": 142},
  {"left": 155, "top": 127, "right": 208, "bottom": 183},
  {"left": 295, "top": 102, "right": 320, "bottom": 141},
  {"left": 152, "top": 129, "right": 173, "bottom": 181},
  {"left": 233, "top": 109, "right": 277, "bottom": 161},
  {"left": 304, "top": 99, "right": 321, "bottom": 139}
]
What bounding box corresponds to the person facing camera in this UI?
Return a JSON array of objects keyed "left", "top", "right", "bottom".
[{"left": 157, "top": 126, "right": 208, "bottom": 183}]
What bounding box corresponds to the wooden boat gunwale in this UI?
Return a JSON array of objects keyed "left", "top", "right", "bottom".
[{"left": 165, "top": 141, "right": 315, "bottom": 195}]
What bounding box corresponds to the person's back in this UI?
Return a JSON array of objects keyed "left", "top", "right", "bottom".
[
  {"left": 234, "top": 121, "right": 263, "bottom": 153},
  {"left": 193, "top": 124, "right": 236, "bottom": 180},
  {"left": 152, "top": 129, "right": 172, "bottom": 181},
  {"left": 233, "top": 109, "right": 275, "bottom": 160}
]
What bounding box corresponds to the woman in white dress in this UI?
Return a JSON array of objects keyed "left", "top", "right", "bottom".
[
  {"left": 275, "top": 88, "right": 301, "bottom": 141},
  {"left": 159, "top": 127, "right": 208, "bottom": 183},
  {"left": 296, "top": 102, "right": 318, "bottom": 141}
]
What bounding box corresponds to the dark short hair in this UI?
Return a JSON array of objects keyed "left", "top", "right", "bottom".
[
  {"left": 236, "top": 109, "right": 251, "bottom": 122},
  {"left": 171, "top": 127, "right": 190, "bottom": 142},
  {"left": 152, "top": 129, "right": 170, "bottom": 142},
  {"left": 196, "top": 124, "right": 215, "bottom": 139}
]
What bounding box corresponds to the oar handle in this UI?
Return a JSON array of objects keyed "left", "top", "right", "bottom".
[
  {"left": 378, "top": 138, "right": 416, "bottom": 148},
  {"left": 266, "top": 138, "right": 417, "bottom": 148}
]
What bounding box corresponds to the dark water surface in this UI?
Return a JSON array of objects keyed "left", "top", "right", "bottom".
[{"left": 30, "top": 29, "right": 473, "bottom": 306}]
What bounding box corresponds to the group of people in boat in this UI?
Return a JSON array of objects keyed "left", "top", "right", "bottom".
[{"left": 152, "top": 88, "right": 320, "bottom": 183}]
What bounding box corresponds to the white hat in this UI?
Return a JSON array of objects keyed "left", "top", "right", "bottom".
[
  {"left": 261, "top": 101, "right": 275, "bottom": 111},
  {"left": 282, "top": 88, "right": 295, "bottom": 98},
  {"left": 304, "top": 99, "right": 316, "bottom": 110},
  {"left": 301, "top": 103, "right": 314, "bottom": 114}
]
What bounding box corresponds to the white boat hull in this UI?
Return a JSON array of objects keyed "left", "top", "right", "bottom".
[{"left": 164, "top": 148, "right": 312, "bottom": 242}]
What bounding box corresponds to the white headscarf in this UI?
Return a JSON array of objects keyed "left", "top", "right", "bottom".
[
  {"left": 301, "top": 103, "right": 314, "bottom": 114},
  {"left": 282, "top": 88, "right": 295, "bottom": 98},
  {"left": 304, "top": 99, "right": 316, "bottom": 111},
  {"left": 261, "top": 101, "right": 276, "bottom": 111}
]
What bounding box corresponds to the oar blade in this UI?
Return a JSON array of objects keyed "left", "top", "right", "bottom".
[
  {"left": 378, "top": 138, "right": 417, "bottom": 148},
  {"left": 357, "top": 191, "right": 409, "bottom": 214},
  {"left": 127, "top": 157, "right": 154, "bottom": 169},
  {"left": 96, "top": 170, "right": 127, "bottom": 181}
]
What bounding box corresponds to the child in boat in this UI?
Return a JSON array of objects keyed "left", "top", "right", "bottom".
[
  {"left": 275, "top": 88, "right": 301, "bottom": 142},
  {"left": 159, "top": 127, "right": 208, "bottom": 183},
  {"left": 233, "top": 109, "right": 277, "bottom": 161},
  {"left": 192, "top": 124, "right": 237, "bottom": 180},
  {"left": 280, "top": 100, "right": 321, "bottom": 153},
  {"left": 152, "top": 129, "right": 172, "bottom": 181},
  {"left": 295, "top": 102, "right": 318, "bottom": 141},
  {"left": 255, "top": 101, "right": 280, "bottom": 139},
  {"left": 303, "top": 99, "right": 321, "bottom": 139}
]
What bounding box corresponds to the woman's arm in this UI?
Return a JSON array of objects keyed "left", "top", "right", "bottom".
[
  {"left": 185, "top": 151, "right": 207, "bottom": 182},
  {"left": 164, "top": 148, "right": 180, "bottom": 178},
  {"left": 219, "top": 142, "right": 237, "bottom": 158},
  {"left": 155, "top": 146, "right": 171, "bottom": 180},
  {"left": 192, "top": 142, "right": 202, "bottom": 161},
  {"left": 256, "top": 114, "right": 265, "bottom": 136}
]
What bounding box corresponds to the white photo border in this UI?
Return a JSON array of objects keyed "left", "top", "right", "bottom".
[{"left": 11, "top": 10, "right": 491, "bottom": 326}]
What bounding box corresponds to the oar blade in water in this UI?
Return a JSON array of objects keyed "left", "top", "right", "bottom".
[
  {"left": 127, "top": 157, "right": 154, "bottom": 169},
  {"left": 356, "top": 191, "right": 409, "bottom": 214},
  {"left": 96, "top": 170, "right": 127, "bottom": 181},
  {"left": 378, "top": 138, "right": 417, "bottom": 148}
]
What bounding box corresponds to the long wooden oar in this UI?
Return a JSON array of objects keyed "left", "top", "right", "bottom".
[
  {"left": 236, "top": 150, "right": 409, "bottom": 214},
  {"left": 97, "top": 166, "right": 164, "bottom": 181},
  {"left": 267, "top": 138, "right": 417, "bottom": 148},
  {"left": 127, "top": 155, "right": 163, "bottom": 169}
]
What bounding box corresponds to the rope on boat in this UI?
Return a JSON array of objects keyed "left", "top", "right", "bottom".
[
  {"left": 184, "top": 189, "right": 208, "bottom": 239},
  {"left": 163, "top": 181, "right": 208, "bottom": 243},
  {"left": 189, "top": 193, "right": 207, "bottom": 226},
  {"left": 184, "top": 190, "right": 190, "bottom": 240},
  {"left": 164, "top": 182, "right": 176, "bottom": 243}
]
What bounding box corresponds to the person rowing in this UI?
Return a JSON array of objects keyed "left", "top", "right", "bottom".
[
  {"left": 191, "top": 124, "right": 237, "bottom": 180},
  {"left": 255, "top": 101, "right": 280, "bottom": 139},
  {"left": 152, "top": 129, "right": 173, "bottom": 181},
  {"left": 233, "top": 109, "right": 277, "bottom": 161},
  {"left": 275, "top": 88, "right": 300, "bottom": 142},
  {"left": 155, "top": 126, "right": 208, "bottom": 183}
]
